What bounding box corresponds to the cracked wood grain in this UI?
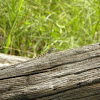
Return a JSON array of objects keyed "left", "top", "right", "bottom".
[{"left": 0, "top": 43, "right": 100, "bottom": 100}]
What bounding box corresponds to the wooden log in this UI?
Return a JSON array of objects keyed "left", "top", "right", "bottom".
[
  {"left": 0, "top": 53, "right": 30, "bottom": 67},
  {"left": 0, "top": 43, "right": 100, "bottom": 100}
]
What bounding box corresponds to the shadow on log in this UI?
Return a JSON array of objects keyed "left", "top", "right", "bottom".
[{"left": 0, "top": 43, "right": 100, "bottom": 100}]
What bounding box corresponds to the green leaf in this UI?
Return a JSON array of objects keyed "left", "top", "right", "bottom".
[
  {"left": 4, "top": 34, "right": 11, "bottom": 53},
  {"left": 18, "top": 0, "right": 24, "bottom": 11}
]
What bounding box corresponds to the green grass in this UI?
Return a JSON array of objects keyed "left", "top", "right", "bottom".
[{"left": 0, "top": 0, "right": 100, "bottom": 58}]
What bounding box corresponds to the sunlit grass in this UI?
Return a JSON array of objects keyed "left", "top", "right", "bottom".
[{"left": 0, "top": 0, "right": 100, "bottom": 57}]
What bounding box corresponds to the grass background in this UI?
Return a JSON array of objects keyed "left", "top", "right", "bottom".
[{"left": 0, "top": 0, "right": 100, "bottom": 58}]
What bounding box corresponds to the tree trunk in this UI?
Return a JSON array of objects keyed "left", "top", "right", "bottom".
[{"left": 0, "top": 43, "right": 100, "bottom": 100}]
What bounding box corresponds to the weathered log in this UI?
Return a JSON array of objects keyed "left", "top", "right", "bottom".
[
  {"left": 0, "top": 43, "right": 100, "bottom": 100},
  {"left": 0, "top": 53, "right": 30, "bottom": 67}
]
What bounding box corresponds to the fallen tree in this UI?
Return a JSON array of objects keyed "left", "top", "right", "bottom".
[
  {"left": 0, "top": 43, "right": 100, "bottom": 100},
  {"left": 0, "top": 53, "right": 30, "bottom": 68}
]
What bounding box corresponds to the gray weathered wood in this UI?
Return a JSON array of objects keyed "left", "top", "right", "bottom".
[
  {"left": 0, "top": 53, "right": 30, "bottom": 67},
  {"left": 0, "top": 43, "right": 100, "bottom": 100}
]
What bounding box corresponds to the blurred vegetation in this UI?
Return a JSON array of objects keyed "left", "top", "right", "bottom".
[{"left": 0, "top": 0, "right": 100, "bottom": 58}]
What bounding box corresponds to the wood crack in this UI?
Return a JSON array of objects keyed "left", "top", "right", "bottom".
[
  {"left": 0, "top": 55, "right": 100, "bottom": 81},
  {"left": 30, "top": 80, "right": 100, "bottom": 100}
]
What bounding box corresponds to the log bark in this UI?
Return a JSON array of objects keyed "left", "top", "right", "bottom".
[{"left": 0, "top": 43, "right": 100, "bottom": 100}]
